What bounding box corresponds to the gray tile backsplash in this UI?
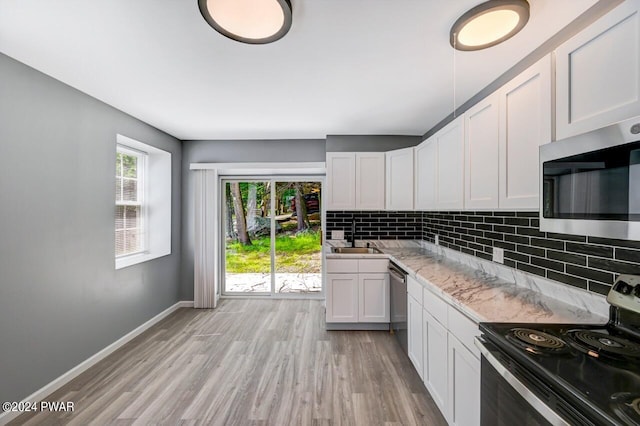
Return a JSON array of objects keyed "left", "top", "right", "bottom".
[
  {"left": 422, "top": 211, "right": 640, "bottom": 296},
  {"left": 326, "top": 210, "right": 640, "bottom": 296},
  {"left": 326, "top": 211, "right": 422, "bottom": 240}
]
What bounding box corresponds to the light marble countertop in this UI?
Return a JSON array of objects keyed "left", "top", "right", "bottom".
[{"left": 326, "top": 240, "right": 607, "bottom": 325}]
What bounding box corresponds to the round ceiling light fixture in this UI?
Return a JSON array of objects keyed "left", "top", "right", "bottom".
[
  {"left": 450, "top": 0, "right": 530, "bottom": 51},
  {"left": 198, "top": 0, "right": 292, "bottom": 44}
]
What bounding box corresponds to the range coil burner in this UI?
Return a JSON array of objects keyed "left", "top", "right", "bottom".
[
  {"left": 507, "top": 328, "right": 568, "bottom": 354},
  {"left": 569, "top": 330, "right": 640, "bottom": 359}
]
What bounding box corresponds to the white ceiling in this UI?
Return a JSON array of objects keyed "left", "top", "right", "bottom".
[{"left": 0, "top": 0, "right": 597, "bottom": 140}]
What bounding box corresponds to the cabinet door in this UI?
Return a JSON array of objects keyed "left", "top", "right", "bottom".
[
  {"left": 464, "top": 93, "right": 500, "bottom": 209},
  {"left": 555, "top": 0, "right": 640, "bottom": 140},
  {"left": 326, "top": 274, "right": 358, "bottom": 323},
  {"left": 355, "top": 152, "right": 385, "bottom": 210},
  {"left": 358, "top": 273, "right": 390, "bottom": 322},
  {"left": 423, "top": 309, "right": 448, "bottom": 417},
  {"left": 385, "top": 147, "right": 414, "bottom": 210},
  {"left": 447, "top": 336, "right": 480, "bottom": 426},
  {"left": 414, "top": 139, "right": 437, "bottom": 210},
  {"left": 407, "top": 294, "right": 423, "bottom": 379},
  {"left": 326, "top": 153, "right": 356, "bottom": 210},
  {"left": 436, "top": 116, "right": 465, "bottom": 210},
  {"left": 499, "top": 55, "right": 551, "bottom": 209}
]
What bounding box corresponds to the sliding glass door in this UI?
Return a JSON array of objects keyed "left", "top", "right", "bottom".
[
  {"left": 274, "top": 181, "right": 322, "bottom": 294},
  {"left": 223, "top": 180, "right": 272, "bottom": 294},
  {"left": 222, "top": 178, "right": 322, "bottom": 296}
]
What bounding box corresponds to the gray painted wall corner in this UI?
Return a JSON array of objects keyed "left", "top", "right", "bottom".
[{"left": 0, "top": 53, "right": 183, "bottom": 403}]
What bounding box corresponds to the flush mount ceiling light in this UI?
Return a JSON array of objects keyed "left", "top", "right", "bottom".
[
  {"left": 198, "top": 0, "right": 292, "bottom": 44},
  {"left": 450, "top": 0, "right": 530, "bottom": 51}
]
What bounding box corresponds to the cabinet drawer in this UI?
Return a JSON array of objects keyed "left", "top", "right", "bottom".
[
  {"left": 407, "top": 276, "right": 423, "bottom": 305},
  {"left": 423, "top": 288, "right": 448, "bottom": 328},
  {"left": 358, "top": 258, "right": 389, "bottom": 273},
  {"left": 326, "top": 259, "right": 358, "bottom": 273},
  {"left": 448, "top": 307, "right": 480, "bottom": 359}
]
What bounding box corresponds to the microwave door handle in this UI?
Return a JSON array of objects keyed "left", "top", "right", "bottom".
[{"left": 474, "top": 338, "right": 571, "bottom": 426}]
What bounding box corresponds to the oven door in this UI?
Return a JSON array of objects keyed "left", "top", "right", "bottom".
[{"left": 476, "top": 338, "right": 569, "bottom": 426}]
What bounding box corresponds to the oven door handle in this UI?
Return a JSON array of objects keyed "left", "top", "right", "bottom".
[{"left": 474, "top": 337, "right": 571, "bottom": 426}]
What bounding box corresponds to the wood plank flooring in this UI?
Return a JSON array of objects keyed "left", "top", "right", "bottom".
[{"left": 10, "top": 299, "right": 447, "bottom": 425}]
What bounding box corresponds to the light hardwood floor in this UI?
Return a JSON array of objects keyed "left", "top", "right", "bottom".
[{"left": 10, "top": 299, "right": 447, "bottom": 425}]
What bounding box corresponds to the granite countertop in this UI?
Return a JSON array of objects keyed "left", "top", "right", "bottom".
[{"left": 326, "top": 241, "right": 607, "bottom": 325}]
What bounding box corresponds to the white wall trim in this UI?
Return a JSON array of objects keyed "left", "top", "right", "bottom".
[
  {"left": 0, "top": 300, "right": 194, "bottom": 426},
  {"left": 189, "top": 162, "right": 325, "bottom": 175}
]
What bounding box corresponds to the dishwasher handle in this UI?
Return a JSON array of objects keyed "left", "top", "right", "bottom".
[{"left": 388, "top": 266, "right": 407, "bottom": 283}]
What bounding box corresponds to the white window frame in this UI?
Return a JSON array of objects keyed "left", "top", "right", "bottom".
[
  {"left": 116, "top": 134, "right": 172, "bottom": 270},
  {"left": 116, "top": 145, "right": 148, "bottom": 258}
]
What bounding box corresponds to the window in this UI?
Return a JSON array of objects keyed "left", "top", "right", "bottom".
[
  {"left": 115, "top": 146, "right": 147, "bottom": 257},
  {"left": 115, "top": 135, "right": 172, "bottom": 269}
]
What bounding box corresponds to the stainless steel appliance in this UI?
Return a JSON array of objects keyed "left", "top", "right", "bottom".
[
  {"left": 476, "top": 274, "right": 640, "bottom": 425},
  {"left": 540, "top": 116, "right": 640, "bottom": 240},
  {"left": 389, "top": 261, "right": 408, "bottom": 354}
]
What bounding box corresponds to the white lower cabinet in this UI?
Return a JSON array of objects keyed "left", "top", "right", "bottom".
[
  {"left": 358, "top": 274, "right": 390, "bottom": 322},
  {"left": 422, "top": 309, "right": 448, "bottom": 415},
  {"left": 326, "top": 274, "right": 359, "bottom": 323},
  {"left": 419, "top": 286, "right": 481, "bottom": 426},
  {"left": 407, "top": 293, "right": 423, "bottom": 379},
  {"left": 326, "top": 258, "right": 389, "bottom": 325},
  {"left": 447, "top": 336, "right": 480, "bottom": 426}
]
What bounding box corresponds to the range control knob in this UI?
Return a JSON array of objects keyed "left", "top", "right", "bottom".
[{"left": 615, "top": 280, "right": 633, "bottom": 295}]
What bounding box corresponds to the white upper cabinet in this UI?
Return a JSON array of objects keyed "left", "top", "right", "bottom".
[
  {"left": 355, "top": 152, "right": 385, "bottom": 210},
  {"left": 435, "top": 116, "right": 465, "bottom": 210},
  {"left": 555, "top": 0, "right": 640, "bottom": 140},
  {"left": 326, "top": 152, "right": 356, "bottom": 210},
  {"left": 385, "top": 147, "right": 414, "bottom": 210},
  {"left": 464, "top": 93, "right": 500, "bottom": 209},
  {"left": 499, "top": 54, "right": 552, "bottom": 209},
  {"left": 414, "top": 138, "right": 437, "bottom": 210},
  {"left": 326, "top": 152, "right": 385, "bottom": 210}
]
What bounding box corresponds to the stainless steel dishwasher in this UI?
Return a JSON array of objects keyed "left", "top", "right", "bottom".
[{"left": 389, "top": 261, "right": 408, "bottom": 354}]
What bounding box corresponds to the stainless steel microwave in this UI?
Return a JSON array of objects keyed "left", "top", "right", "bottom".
[{"left": 539, "top": 117, "right": 640, "bottom": 240}]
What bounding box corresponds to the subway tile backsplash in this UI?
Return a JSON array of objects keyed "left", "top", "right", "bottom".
[
  {"left": 326, "top": 210, "right": 640, "bottom": 297},
  {"left": 326, "top": 211, "right": 422, "bottom": 240},
  {"left": 422, "top": 211, "right": 640, "bottom": 296}
]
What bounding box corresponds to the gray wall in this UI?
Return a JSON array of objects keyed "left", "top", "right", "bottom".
[
  {"left": 180, "top": 139, "right": 326, "bottom": 299},
  {"left": 326, "top": 135, "right": 420, "bottom": 152},
  {"left": 0, "top": 53, "right": 182, "bottom": 403}
]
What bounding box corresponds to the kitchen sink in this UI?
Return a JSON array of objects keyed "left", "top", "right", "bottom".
[{"left": 330, "top": 247, "right": 382, "bottom": 254}]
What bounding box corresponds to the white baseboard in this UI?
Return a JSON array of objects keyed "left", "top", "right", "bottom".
[{"left": 0, "top": 300, "right": 194, "bottom": 425}]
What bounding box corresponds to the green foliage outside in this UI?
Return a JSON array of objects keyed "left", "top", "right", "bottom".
[{"left": 226, "top": 230, "right": 321, "bottom": 273}]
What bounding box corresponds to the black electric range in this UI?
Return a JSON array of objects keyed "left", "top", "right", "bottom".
[{"left": 477, "top": 274, "right": 640, "bottom": 426}]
